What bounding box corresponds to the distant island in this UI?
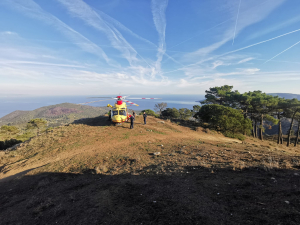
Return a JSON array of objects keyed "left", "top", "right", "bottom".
[{"left": 268, "top": 93, "right": 300, "bottom": 100}]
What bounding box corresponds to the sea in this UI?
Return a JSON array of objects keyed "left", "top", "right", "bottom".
[{"left": 0, "top": 95, "right": 204, "bottom": 119}]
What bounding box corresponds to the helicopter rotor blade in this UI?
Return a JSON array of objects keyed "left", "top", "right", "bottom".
[
  {"left": 126, "top": 98, "right": 161, "bottom": 99},
  {"left": 124, "top": 100, "right": 139, "bottom": 106}
]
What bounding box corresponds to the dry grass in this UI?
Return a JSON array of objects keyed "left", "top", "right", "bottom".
[
  {"left": 1, "top": 116, "right": 300, "bottom": 224},
  {"left": 1, "top": 115, "right": 300, "bottom": 180}
]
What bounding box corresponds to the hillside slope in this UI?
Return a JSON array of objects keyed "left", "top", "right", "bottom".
[
  {"left": 0, "top": 103, "right": 110, "bottom": 127},
  {"left": 1, "top": 116, "right": 300, "bottom": 224}
]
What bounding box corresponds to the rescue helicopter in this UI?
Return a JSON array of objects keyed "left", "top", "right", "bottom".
[{"left": 80, "top": 96, "right": 160, "bottom": 125}]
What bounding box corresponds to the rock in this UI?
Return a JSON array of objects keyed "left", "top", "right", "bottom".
[
  {"left": 179, "top": 149, "right": 188, "bottom": 155},
  {"left": 153, "top": 152, "right": 161, "bottom": 156},
  {"left": 157, "top": 121, "right": 165, "bottom": 124},
  {"left": 101, "top": 166, "right": 109, "bottom": 173},
  {"left": 95, "top": 165, "right": 109, "bottom": 173},
  {"left": 285, "top": 201, "right": 290, "bottom": 204},
  {"left": 94, "top": 166, "right": 101, "bottom": 174},
  {"left": 195, "top": 127, "right": 202, "bottom": 132}
]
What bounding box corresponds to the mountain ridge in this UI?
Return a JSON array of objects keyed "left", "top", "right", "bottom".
[{"left": 0, "top": 103, "right": 110, "bottom": 127}]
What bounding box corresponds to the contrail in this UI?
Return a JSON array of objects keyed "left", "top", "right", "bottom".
[
  {"left": 220, "top": 27, "right": 300, "bottom": 58},
  {"left": 232, "top": 0, "right": 241, "bottom": 45},
  {"left": 168, "top": 19, "right": 231, "bottom": 50},
  {"left": 168, "top": 0, "right": 271, "bottom": 50},
  {"left": 162, "top": 27, "right": 300, "bottom": 75},
  {"left": 263, "top": 40, "right": 300, "bottom": 64}
]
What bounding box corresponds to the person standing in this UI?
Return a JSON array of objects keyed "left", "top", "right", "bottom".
[
  {"left": 143, "top": 111, "right": 147, "bottom": 125},
  {"left": 108, "top": 110, "right": 111, "bottom": 121},
  {"left": 132, "top": 111, "right": 136, "bottom": 120},
  {"left": 130, "top": 115, "right": 134, "bottom": 129}
]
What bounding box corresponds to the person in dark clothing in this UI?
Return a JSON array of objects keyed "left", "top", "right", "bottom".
[
  {"left": 108, "top": 110, "right": 111, "bottom": 121},
  {"left": 130, "top": 115, "right": 134, "bottom": 129},
  {"left": 143, "top": 112, "right": 147, "bottom": 124},
  {"left": 132, "top": 111, "right": 136, "bottom": 120}
]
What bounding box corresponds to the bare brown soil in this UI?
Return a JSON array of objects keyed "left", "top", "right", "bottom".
[{"left": 1, "top": 116, "right": 300, "bottom": 224}]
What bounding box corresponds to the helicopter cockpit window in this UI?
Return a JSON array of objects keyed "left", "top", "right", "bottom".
[
  {"left": 119, "top": 110, "right": 126, "bottom": 116},
  {"left": 112, "top": 110, "right": 118, "bottom": 116}
]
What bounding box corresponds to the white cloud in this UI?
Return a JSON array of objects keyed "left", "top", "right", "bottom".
[
  {"left": 212, "top": 60, "right": 225, "bottom": 69},
  {"left": 237, "top": 68, "right": 260, "bottom": 74},
  {"left": 0, "top": 31, "right": 18, "bottom": 36},
  {"left": 237, "top": 57, "right": 253, "bottom": 64},
  {"left": 0, "top": 60, "right": 85, "bottom": 68}
]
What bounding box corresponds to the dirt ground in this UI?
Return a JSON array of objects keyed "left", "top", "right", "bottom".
[{"left": 1, "top": 116, "right": 300, "bottom": 224}]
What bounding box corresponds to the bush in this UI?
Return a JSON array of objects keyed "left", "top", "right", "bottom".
[
  {"left": 0, "top": 139, "right": 22, "bottom": 150},
  {"left": 222, "top": 131, "right": 246, "bottom": 141},
  {"left": 161, "top": 108, "right": 180, "bottom": 119},
  {"left": 196, "top": 104, "right": 252, "bottom": 135},
  {"left": 16, "top": 131, "right": 35, "bottom": 142},
  {"left": 140, "top": 109, "right": 158, "bottom": 117},
  {"left": 179, "top": 108, "right": 193, "bottom": 120}
]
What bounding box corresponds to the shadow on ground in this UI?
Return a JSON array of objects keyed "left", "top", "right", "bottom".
[
  {"left": 72, "top": 116, "right": 112, "bottom": 127},
  {"left": 1, "top": 167, "right": 300, "bottom": 224}
]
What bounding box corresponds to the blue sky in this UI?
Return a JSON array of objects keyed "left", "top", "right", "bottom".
[{"left": 0, "top": 0, "right": 300, "bottom": 96}]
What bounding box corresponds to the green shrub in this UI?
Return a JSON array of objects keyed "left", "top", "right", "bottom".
[
  {"left": 140, "top": 109, "right": 158, "bottom": 117},
  {"left": 16, "top": 131, "right": 35, "bottom": 142},
  {"left": 196, "top": 104, "right": 252, "bottom": 135},
  {"left": 223, "top": 131, "right": 246, "bottom": 141},
  {"left": 161, "top": 108, "right": 180, "bottom": 119}
]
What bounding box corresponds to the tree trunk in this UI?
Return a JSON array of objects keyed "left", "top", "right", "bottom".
[
  {"left": 254, "top": 120, "right": 258, "bottom": 138},
  {"left": 294, "top": 120, "right": 300, "bottom": 147},
  {"left": 260, "top": 114, "right": 264, "bottom": 141},
  {"left": 252, "top": 119, "right": 255, "bottom": 138},
  {"left": 277, "top": 113, "right": 283, "bottom": 144},
  {"left": 287, "top": 110, "right": 298, "bottom": 147}
]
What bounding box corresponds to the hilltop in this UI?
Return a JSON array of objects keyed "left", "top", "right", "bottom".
[{"left": 1, "top": 115, "right": 300, "bottom": 224}]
